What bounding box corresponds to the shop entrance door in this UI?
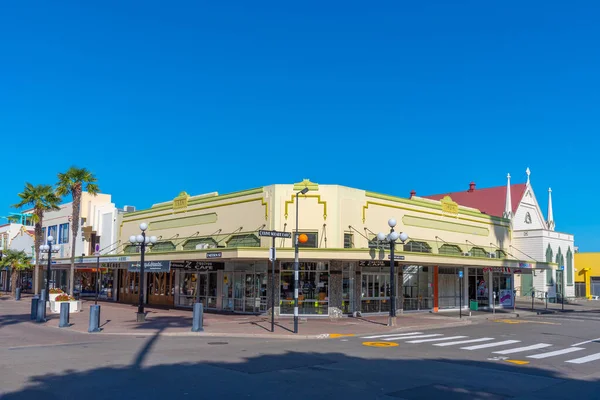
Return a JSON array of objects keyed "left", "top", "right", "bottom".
[
  {"left": 232, "top": 272, "right": 267, "bottom": 313},
  {"left": 147, "top": 271, "right": 174, "bottom": 306},
  {"left": 361, "top": 272, "right": 393, "bottom": 313},
  {"left": 556, "top": 271, "right": 564, "bottom": 302}
]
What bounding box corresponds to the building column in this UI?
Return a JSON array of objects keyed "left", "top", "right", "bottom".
[
  {"left": 488, "top": 268, "right": 493, "bottom": 308},
  {"left": 433, "top": 266, "right": 439, "bottom": 312},
  {"left": 328, "top": 260, "right": 343, "bottom": 318},
  {"left": 463, "top": 267, "right": 469, "bottom": 310}
]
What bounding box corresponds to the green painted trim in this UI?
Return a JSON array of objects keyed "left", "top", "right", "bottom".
[
  {"left": 123, "top": 187, "right": 264, "bottom": 217},
  {"left": 366, "top": 191, "right": 509, "bottom": 224}
]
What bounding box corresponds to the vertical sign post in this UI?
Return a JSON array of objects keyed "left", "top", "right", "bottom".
[
  {"left": 561, "top": 265, "right": 565, "bottom": 311},
  {"left": 259, "top": 230, "right": 292, "bottom": 333},
  {"left": 458, "top": 269, "right": 463, "bottom": 319},
  {"left": 94, "top": 244, "right": 101, "bottom": 306}
]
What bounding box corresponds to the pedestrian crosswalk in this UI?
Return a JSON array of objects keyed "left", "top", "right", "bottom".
[{"left": 358, "top": 332, "right": 600, "bottom": 365}]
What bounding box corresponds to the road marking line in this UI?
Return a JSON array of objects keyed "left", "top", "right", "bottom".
[
  {"left": 493, "top": 343, "right": 553, "bottom": 355},
  {"left": 506, "top": 360, "right": 530, "bottom": 365},
  {"left": 329, "top": 334, "right": 355, "bottom": 338},
  {"left": 461, "top": 340, "right": 521, "bottom": 350},
  {"left": 406, "top": 336, "right": 468, "bottom": 344},
  {"left": 434, "top": 338, "right": 494, "bottom": 347},
  {"left": 565, "top": 352, "right": 600, "bottom": 364},
  {"left": 571, "top": 338, "right": 600, "bottom": 347},
  {"left": 382, "top": 334, "right": 442, "bottom": 341},
  {"left": 361, "top": 332, "right": 422, "bottom": 339},
  {"left": 527, "top": 347, "right": 585, "bottom": 359},
  {"left": 362, "top": 341, "right": 399, "bottom": 348}
]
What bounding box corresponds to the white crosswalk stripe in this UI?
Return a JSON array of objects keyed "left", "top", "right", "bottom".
[
  {"left": 492, "top": 343, "right": 553, "bottom": 355},
  {"left": 461, "top": 340, "right": 521, "bottom": 350},
  {"left": 434, "top": 337, "right": 494, "bottom": 347},
  {"left": 360, "top": 332, "right": 423, "bottom": 339},
  {"left": 406, "top": 336, "right": 468, "bottom": 344},
  {"left": 528, "top": 347, "right": 585, "bottom": 359},
  {"left": 565, "top": 352, "right": 600, "bottom": 364},
  {"left": 382, "top": 334, "right": 443, "bottom": 341}
]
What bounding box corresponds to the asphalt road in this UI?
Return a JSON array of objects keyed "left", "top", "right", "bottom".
[{"left": 2, "top": 313, "right": 600, "bottom": 400}]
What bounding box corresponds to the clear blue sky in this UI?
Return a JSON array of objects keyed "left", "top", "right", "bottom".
[{"left": 1, "top": 1, "right": 598, "bottom": 250}]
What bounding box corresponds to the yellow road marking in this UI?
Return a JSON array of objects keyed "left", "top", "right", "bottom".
[
  {"left": 329, "top": 334, "right": 355, "bottom": 339},
  {"left": 362, "top": 341, "right": 399, "bottom": 348},
  {"left": 494, "top": 319, "right": 560, "bottom": 326},
  {"left": 505, "top": 360, "right": 530, "bottom": 365}
]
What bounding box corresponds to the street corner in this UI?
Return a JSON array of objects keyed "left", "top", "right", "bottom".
[{"left": 362, "top": 341, "right": 399, "bottom": 348}]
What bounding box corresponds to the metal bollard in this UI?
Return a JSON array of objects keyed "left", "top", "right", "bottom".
[
  {"left": 531, "top": 290, "right": 535, "bottom": 311},
  {"left": 88, "top": 305, "right": 101, "bottom": 333},
  {"left": 31, "top": 296, "right": 39, "bottom": 320},
  {"left": 545, "top": 292, "right": 548, "bottom": 310},
  {"left": 59, "top": 302, "right": 70, "bottom": 328},
  {"left": 192, "top": 302, "right": 204, "bottom": 332},
  {"left": 40, "top": 289, "right": 47, "bottom": 302},
  {"left": 36, "top": 297, "right": 46, "bottom": 322},
  {"left": 493, "top": 292, "right": 496, "bottom": 315},
  {"left": 15, "top": 287, "right": 21, "bottom": 301}
]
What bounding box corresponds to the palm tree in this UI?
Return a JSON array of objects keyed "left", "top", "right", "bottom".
[
  {"left": 12, "top": 183, "right": 61, "bottom": 294},
  {"left": 56, "top": 167, "right": 99, "bottom": 295},
  {"left": 0, "top": 249, "right": 32, "bottom": 297}
]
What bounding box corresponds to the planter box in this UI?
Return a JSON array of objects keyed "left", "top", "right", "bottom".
[
  {"left": 50, "top": 300, "right": 82, "bottom": 314},
  {"left": 49, "top": 293, "right": 64, "bottom": 302}
]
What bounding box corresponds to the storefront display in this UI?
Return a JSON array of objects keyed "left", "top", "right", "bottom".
[
  {"left": 280, "top": 262, "right": 329, "bottom": 315},
  {"left": 402, "top": 265, "right": 433, "bottom": 311}
]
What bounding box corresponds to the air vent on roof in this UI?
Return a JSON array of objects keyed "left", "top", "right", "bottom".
[
  {"left": 462, "top": 252, "right": 472, "bottom": 257},
  {"left": 123, "top": 206, "right": 136, "bottom": 213},
  {"left": 488, "top": 253, "right": 497, "bottom": 258}
]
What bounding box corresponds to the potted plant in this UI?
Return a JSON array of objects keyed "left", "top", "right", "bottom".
[{"left": 50, "top": 293, "right": 82, "bottom": 313}]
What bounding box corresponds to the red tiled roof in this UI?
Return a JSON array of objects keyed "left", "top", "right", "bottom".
[{"left": 423, "top": 183, "right": 527, "bottom": 218}]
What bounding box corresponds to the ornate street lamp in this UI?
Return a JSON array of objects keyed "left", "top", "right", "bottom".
[{"left": 129, "top": 223, "right": 157, "bottom": 322}]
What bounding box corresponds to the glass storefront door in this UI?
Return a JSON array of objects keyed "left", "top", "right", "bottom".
[
  {"left": 402, "top": 265, "right": 433, "bottom": 311},
  {"left": 232, "top": 272, "right": 266, "bottom": 313},
  {"left": 177, "top": 271, "right": 218, "bottom": 309}
]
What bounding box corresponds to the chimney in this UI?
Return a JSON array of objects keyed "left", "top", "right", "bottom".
[
  {"left": 410, "top": 190, "right": 416, "bottom": 198},
  {"left": 468, "top": 182, "right": 476, "bottom": 192}
]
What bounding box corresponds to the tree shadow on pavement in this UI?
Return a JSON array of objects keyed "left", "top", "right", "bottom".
[
  {"left": 2, "top": 339, "right": 599, "bottom": 400},
  {"left": 0, "top": 313, "right": 31, "bottom": 328}
]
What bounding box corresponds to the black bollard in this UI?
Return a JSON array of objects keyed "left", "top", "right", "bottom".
[
  {"left": 192, "top": 302, "right": 204, "bottom": 332},
  {"left": 88, "top": 304, "right": 101, "bottom": 333},
  {"left": 31, "top": 296, "right": 39, "bottom": 320},
  {"left": 59, "top": 302, "right": 70, "bottom": 328},
  {"left": 531, "top": 290, "right": 535, "bottom": 311},
  {"left": 15, "top": 287, "right": 21, "bottom": 301},
  {"left": 36, "top": 296, "right": 46, "bottom": 322}
]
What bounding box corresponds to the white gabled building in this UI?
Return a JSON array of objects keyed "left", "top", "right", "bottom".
[
  {"left": 510, "top": 169, "right": 575, "bottom": 301},
  {"left": 0, "top": 212, "right": 36, "bottom": 292}
]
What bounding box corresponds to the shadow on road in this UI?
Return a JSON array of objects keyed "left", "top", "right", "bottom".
[{"left": 2, "top": 337, "right": 599, "bottom": 399}]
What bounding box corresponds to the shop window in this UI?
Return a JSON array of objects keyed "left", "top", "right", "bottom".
[
  {"left": 151, "top": 241, "right": 176, "bottom": 252},
  {"left": 545, "top": 244, "right": 554, "bottom": 285},
  {"left": 227, "top": 234, "right": 260, "bottom": 248},
  {"left": 123, "top": 245, "right": 139, "bottom": 254},
  {"left": 280, "top": 262, "right": 329, "bottom": 315},
  {"left": 470, "top": 247, "right": 487, "bottom": 258},
  {"left": 295, "top": 232, "right": 318, "bottom": 248},
  {"left": 567, "top": 247, "right": 573, "bottom": 285},
  {"left": 439, "top": 244, "right": 462, "bottom": 255},
  {"left": 47, "top": 225, "right": 57, "bottom": 242},
  {"left": 182, "top": 237, "right": 218, "bottom": 251},
  {"left": 344, "top": 233, "right": 353, "bottom": 249},
  {"left": 403, "top": 241, "right": 432, "bottom": 253},
  {"left": 42, "top": 227, "right": 47, "bottom": 242},
  {"left": 495, "top": 250, "right": 507, "bottom": 259}
]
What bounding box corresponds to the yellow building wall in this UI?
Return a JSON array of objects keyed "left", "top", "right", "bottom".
[{"left": 574, "top": 252, "right": 600, "bottom": 298}]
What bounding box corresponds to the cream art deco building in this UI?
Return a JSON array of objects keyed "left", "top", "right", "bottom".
[{"left": 57, "top": 178, "right": 556, "bottom": 317}]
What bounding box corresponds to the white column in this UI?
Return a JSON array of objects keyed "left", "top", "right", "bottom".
[
  {"left": 463, "top": 267, "right": 469, "bottom": 309},
  {"left": 488, "top": 269, "right": 493, "bottom": 308}
]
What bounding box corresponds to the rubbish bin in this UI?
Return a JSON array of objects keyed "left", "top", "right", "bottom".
[{"left": 469, "top": 300, "right": 479, "bottom": 311}]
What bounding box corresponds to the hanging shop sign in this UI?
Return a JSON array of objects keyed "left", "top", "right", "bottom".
[
  {"left": 206, "top": 252, "right": 222, "bottom": 259},
  {"left": 171, "top": 261, "right": 225, "bottom": 271},
  {"left": 359, "top": 260, "right": 406, "bottom": 267},
  {"left": 483, "top": 267, "right": 513, "bottom": 274},
  {"left": 518, "top": 262, "right": 533, "bottom": 268},
  {"left": 127, "top": 260, "right": 171, "bottom": 273}
]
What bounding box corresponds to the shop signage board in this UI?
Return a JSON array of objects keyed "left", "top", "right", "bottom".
[
  {"left": 127, "top": 261, "right": 171, "bottom": 272},
  {"left": 387, "top": 255, "right": 405, "bottom": 260},
  {"left": 499, "top": 289, "right": 513, "bottom": 306},
  {"left": 55, "top": 256, "right": 131, "bottom": 265},
  {"left": 518, "top": 262, "right": 533, "bottom": 268},
  {"left": 171, "top": 261, "right": 225, "bottom": 271},
  {"left": 359, "top": 260, "right": 406, "bottom": 267},
  {"left": 206, "top": 252, "right": 222, "bottom": 259},
  {"left": 483, "top": 267, "right": 513, "bottom": 274}
]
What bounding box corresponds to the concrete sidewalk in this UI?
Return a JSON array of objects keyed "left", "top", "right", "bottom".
[{"left": 0, "top": 295, "right": 471, "bottom": 339}]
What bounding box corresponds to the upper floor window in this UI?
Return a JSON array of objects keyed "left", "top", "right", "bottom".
[
  {"left": 439, "top": 244, "right": 462, "bottom": 256},
  {"left": 295, "top": 232, "right": 318, "bottom": 248},
  {"left": 403, "top": 241, "right": 432, "bottom": 253},
  {"left": 47, "top": 225, "right": 57, "bottom": 243},
  {"left": 59, "top": 223, "right": 69, "bottom": 244},
  {"left": 344, "top": 233, "right": 353, "bottom": 249},
  {"left": 227, "top": 234, "right": 261, "bottom": 248}
]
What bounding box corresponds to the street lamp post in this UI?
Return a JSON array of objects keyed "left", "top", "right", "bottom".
[
  {"left": 377, "top": 219, "right": 408, "bottom": 327},
  {"left": 129, "top": 223, "right": 157, "bottom": 322},
  {"left": 293, "top": 187, "right": 309, "bottom": 334},
  {"left": 40, "top": 236, "right": 60, "bottom": 301}
]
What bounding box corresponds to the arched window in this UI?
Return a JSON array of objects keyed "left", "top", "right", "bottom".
[
  {"left": 403, "top": 241, "right": 432, "bottom": 253},
  {"left": 495, "top": 250, "right": 507, "bottom": 259},
  {"left": 227, "top": 234, "right": 261, "bottom": 248},
  {"left": 567, "top": 247, "right": 573, "bottom": 285},
  {"left": 470, "top": 247, "right": 487, "bottom": 258},
  {"left": 182, "top": 237, "right": 218, "bottom": 251},
  {"left": 546, "top": 244, "right": 554, "bottom": 285},
  {"left": 151, "top": 241, "right": 176, "bottom": 253}
]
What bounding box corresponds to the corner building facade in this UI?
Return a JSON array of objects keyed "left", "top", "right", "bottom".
[{"left": 88, "top": 179, "right": 553, "bottom": 317}]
